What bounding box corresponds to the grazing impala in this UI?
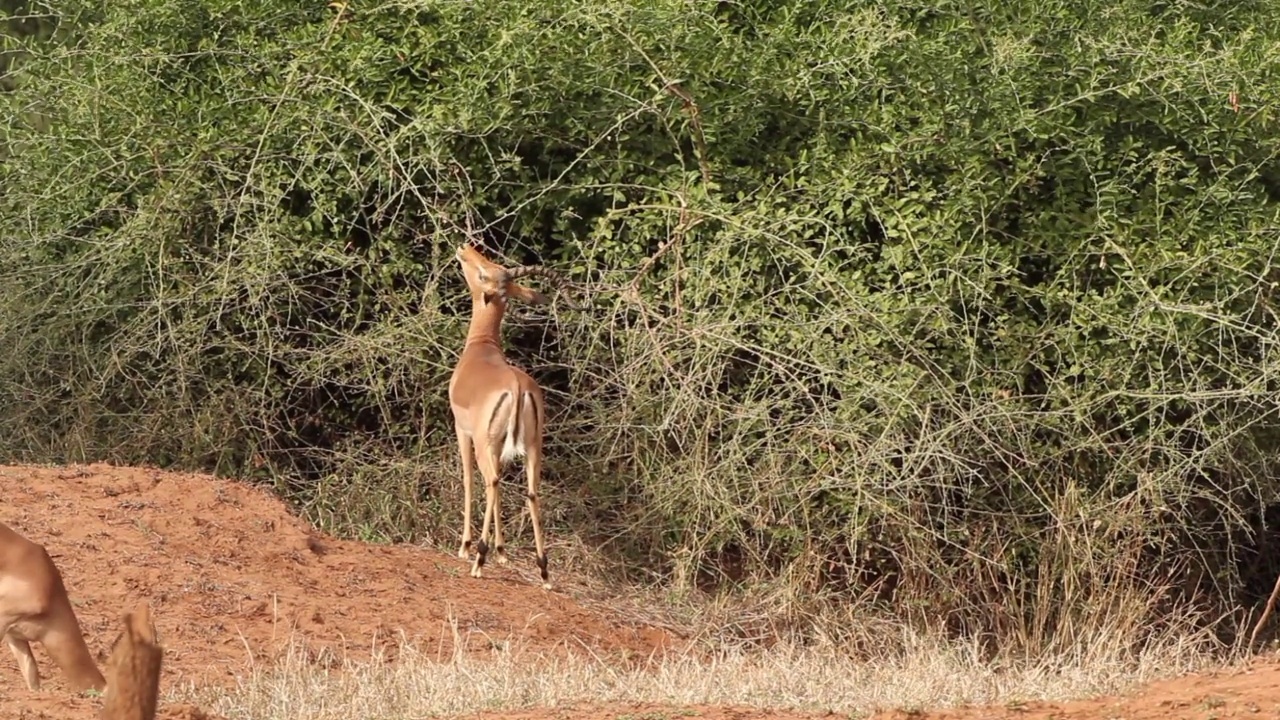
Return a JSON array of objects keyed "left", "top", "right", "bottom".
[
  {"left": 0, "top": 521, "right": 106, "bottom": 693},
  {"left": 449, "top": 243, "right": 568, "bottom": 590}
]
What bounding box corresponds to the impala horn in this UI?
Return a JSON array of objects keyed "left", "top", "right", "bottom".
[{"left": 501, "top": 265, "right": 581, "bottom": 310}]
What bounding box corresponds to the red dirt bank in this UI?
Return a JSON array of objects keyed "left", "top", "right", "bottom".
[{"left": 0, "top": 463, "right": 673, "bottom": 718}]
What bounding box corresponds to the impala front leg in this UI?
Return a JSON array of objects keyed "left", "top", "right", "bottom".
[
  {"left": 456, "top": 425, "right": 476, "bottom": 559},
  {"left": 3, "top": 632, "right": 39, "bottom": 691},
  {"left": 472, "top": 447, "right": 501, "bottom": 578}
]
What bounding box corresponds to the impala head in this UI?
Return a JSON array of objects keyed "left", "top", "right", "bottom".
[{"left": 455, "top": 243, "right": 550, "bottom": 306}]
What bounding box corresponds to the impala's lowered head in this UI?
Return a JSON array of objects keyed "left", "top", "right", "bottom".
[{"left": 455, "top": 243, "right": 550, "bottom": 306}]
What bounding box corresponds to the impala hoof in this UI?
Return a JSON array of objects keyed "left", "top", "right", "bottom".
[
  {"left": 470, "top": 564, "right": 483, "bottom": 578},
  {"left": 457, "top": 545, "right": 470, "bottom": 560}
]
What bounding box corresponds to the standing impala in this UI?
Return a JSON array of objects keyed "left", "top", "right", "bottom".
[{"left": 449, "top": 243, "right": 565, "bottom": 590}]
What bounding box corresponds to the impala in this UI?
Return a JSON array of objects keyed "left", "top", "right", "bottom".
[
  {"left": 449, "top": 243, "right": 567, "bottom": 590},
  {"left": 0, "top": 521, "right": 106, "bottom": 692}
]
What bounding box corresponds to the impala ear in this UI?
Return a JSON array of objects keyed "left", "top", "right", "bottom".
[{"left": 507, "top": 283, "right": 548, "bottom": 305}]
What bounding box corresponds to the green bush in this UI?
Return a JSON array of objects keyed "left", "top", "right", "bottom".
[{"left": 3, "top": 0, "right": 1280, "bottom": 649}]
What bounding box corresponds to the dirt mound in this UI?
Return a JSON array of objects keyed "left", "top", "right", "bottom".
[{"left": 0, "top": 463, "right": 677, "bottom": 719}]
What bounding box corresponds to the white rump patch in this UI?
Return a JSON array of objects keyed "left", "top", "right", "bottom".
[
  {"left": 498, "top": 391, "right": 532, "bottom": 463},
  {"left": 500, "top": 433, "right": 526, "bottom": 463}
]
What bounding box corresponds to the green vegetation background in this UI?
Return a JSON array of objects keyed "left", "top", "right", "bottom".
[{"left": 3, "top": 0, "right": 1280, "bottom": 651}]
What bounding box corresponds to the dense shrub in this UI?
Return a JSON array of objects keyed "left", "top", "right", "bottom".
[{"left": 3, "top": 0, "right": 1280, "bottom": 648}]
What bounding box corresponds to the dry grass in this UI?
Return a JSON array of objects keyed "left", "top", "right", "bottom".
[
  {"left": 163, "top": 529, "right": 1246, "bottom": 718},
  {"left": 167, "top": 617, "right": 1233, "bottom": 720}
]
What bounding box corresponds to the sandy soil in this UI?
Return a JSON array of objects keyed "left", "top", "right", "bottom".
[{"left": 0, "top": 462, "right": 1277, "bottom": 720}]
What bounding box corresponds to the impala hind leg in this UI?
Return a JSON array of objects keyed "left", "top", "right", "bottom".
[
  {"left": 455, "top": 426, "right": 476, "bottom": 559},
  {"left": 493, "top": 466, "right": 508, "bottom": 566},
  {"left": 525, "top": 442, "right": 551, "bottom": 590}
]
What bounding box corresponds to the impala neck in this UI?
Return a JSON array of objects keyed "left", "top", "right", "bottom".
[{"left": 464, "top": 293, "right": 508, "bottom": 348}]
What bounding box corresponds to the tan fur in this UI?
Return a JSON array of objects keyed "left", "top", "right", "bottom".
[
  {"left": 449, "top": 243, "right": 554, "bottom": 589},
  {"left": 0, "top": 521, "right": 106, "bottom": 692},
  {"left": 99, "top": 603, "right": 162, "bottom": 720}
]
